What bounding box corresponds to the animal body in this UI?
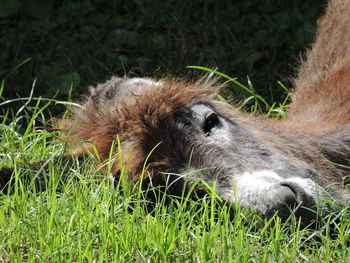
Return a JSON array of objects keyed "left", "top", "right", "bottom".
[{"left": 1, "top": 0, "right": 350, "bottom": 226}]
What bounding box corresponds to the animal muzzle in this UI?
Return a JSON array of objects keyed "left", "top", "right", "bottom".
[{"left": 217, "top": 170, "right": 329, "bottom": 227}]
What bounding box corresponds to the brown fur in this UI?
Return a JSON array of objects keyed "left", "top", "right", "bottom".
[
  {"left": 55, "top": 0, "right": 350, "bottom": 206},
  {"left": 59, "top": 78, "right": 217, "bottom": 179},
  {"left": 289, "top": 0, "right": 350, "bottom": 125},
  {"left": 1, "top": 0, "right": 349, "bottom": 221}
]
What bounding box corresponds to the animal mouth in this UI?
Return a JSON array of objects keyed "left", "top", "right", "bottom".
[{"left": 214, "top": 169, "right": 328, "bottom": 227}]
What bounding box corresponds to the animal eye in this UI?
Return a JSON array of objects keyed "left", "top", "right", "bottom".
[{"left": 203, "top": 113, "right": 220, "bottom": 135}]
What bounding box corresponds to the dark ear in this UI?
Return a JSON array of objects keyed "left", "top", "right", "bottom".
[
  {"left": 0, "top": 155, "right": 91, "bottom": 193},
  {"left": 0, "top": 167, "right": 14, "bottom": 190}
]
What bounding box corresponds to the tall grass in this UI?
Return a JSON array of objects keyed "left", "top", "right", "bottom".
[{"left": 0, "top": 79, "right": 349, "bottom": 262}]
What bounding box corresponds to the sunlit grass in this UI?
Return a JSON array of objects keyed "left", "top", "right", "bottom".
[{"left": 0, "top": 79, "right": 349, "bottom": 262}]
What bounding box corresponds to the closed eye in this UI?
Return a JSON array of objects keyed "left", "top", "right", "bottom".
[{"left": 203, "top": 112, "right": 220, "bottom": 135}]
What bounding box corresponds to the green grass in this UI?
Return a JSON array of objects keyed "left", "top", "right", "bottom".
[
  {"left": 1, "top": 2, "right": 347, "bottom": 261},
  {"left": 0, "top": 79, "right": 349, "bottom": 262}
]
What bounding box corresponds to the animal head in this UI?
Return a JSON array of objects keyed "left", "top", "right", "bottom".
[
  {"left": 61, "top": 77, "right": 341, "bottom": 226},
  {"left": 43, "top": 0, "right": 350, "bottom": 226}
]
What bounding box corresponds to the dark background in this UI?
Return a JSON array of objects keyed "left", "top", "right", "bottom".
[{"left": 0, "top": 0, "right": 325, "bottom": 108}]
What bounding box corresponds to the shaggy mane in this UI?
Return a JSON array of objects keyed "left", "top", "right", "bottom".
[{"left": 59, "top": 78, "right": 218, "bottom": 178}]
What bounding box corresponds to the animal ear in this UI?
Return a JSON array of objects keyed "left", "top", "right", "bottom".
[
  {"left": 88, "top": 77, "right": 163, "bottom": 108},
  {"left": 0, "top": 155, "right": 98, "bottom": 192},
  {"left": 0, "top": 167, "right": 14, "bottom": 190},
  {"left": 67, "top": 77, "right": 163, "bottom": 132}
]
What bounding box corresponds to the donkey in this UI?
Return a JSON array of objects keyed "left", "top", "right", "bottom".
[{"left": 1, "top": 0, "right": 350, "bottom": 225}]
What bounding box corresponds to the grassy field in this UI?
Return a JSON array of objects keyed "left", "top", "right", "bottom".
[{"left": 0, "top": 79, "right": 349, "bottom": 262}]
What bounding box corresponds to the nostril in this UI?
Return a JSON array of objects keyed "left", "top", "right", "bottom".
[
  {"left": 280, "top": 182, "right": 305, "bottom": 203},
  {"left": 278, "top": 183, "right": 299, "bottom": 205},
  {"left": 273, "top": 182, "right": 319, "bottom": 228},
  {"left": 263, "top": 183, "right": 301, "bottom": 221}
]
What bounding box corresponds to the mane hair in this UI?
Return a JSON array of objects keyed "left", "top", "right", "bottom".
[
  {"left": 59, "top": 78, "right": 218, "bottom": 179},
  {"left": 289, "top": 0, "right": 350, "bottom": 125},
  {"left": 1, "top": 0, "right": 349, "bottom": 220}
]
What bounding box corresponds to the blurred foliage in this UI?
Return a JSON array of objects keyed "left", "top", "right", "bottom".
[{"left": 0, "top": 0, "right": 324, "bottom": 104}]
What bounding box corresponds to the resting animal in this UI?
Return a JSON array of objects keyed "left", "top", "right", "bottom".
[{"left": 1, "top": 0, "right": 350, "bottom": 226}]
